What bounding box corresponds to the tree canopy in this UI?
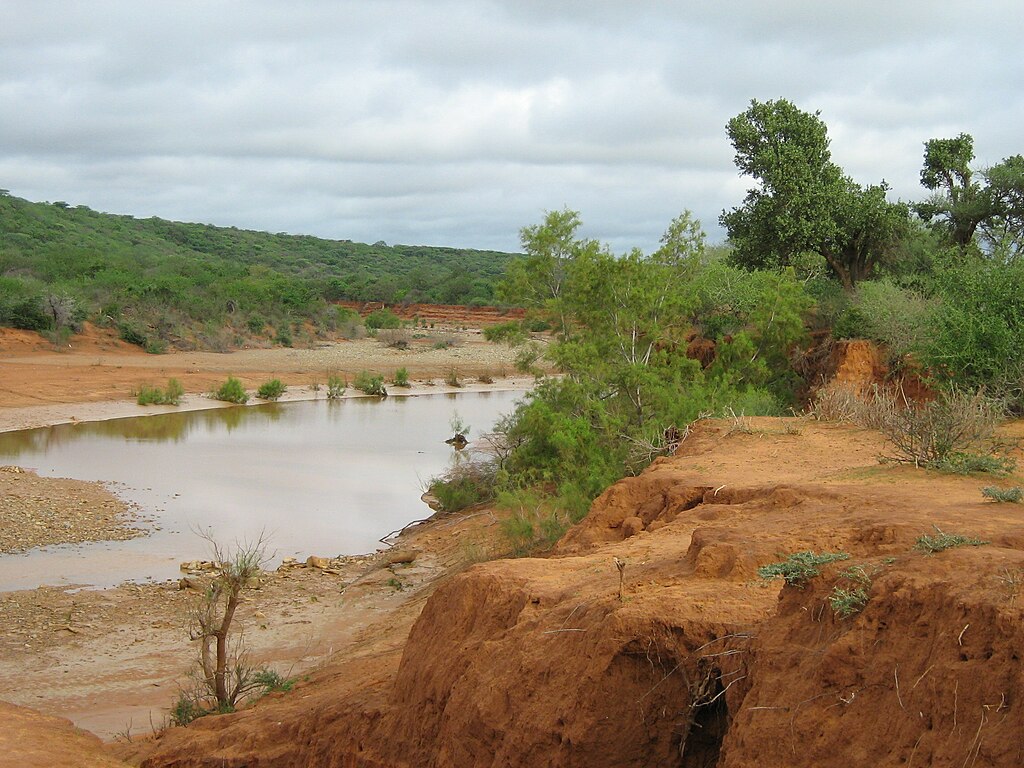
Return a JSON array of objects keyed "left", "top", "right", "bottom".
[{"left": 721, "top": 98, "right": 909, "bottom": 290}]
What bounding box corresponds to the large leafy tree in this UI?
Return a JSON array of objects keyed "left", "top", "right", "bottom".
[
  {"left": 914, "top": 136, "right": 1024, "bottom": 260},
  {"left": 721, "top": 99, "right": 908, "bottom": 290},
  {"left": 914, "top": 133, "right": 991, "bottom": 253}
]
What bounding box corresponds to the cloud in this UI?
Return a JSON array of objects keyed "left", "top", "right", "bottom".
[{"left": 1, "top": 1, "right": 1021, "bottom": 253}]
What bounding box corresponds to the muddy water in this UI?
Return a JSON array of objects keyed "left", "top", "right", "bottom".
[{"left": 0, "top": 391, "right": 521, "bottom": 591}]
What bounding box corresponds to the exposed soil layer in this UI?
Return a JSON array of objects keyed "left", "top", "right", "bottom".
[
  {"left": 336, "top": 301, "right": 526, "bottom": 327},
  {"left": 125, "top": 417, "right": 1024, "bottom": 767}
]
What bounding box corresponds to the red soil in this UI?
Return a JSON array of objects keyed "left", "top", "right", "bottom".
[{"left": 126, "top": 416, "right": 1024, "bottom": 767}]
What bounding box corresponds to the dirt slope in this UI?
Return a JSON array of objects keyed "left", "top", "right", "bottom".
[{"left": 128, "top": 417, "right": 1024, "bottom": 767}]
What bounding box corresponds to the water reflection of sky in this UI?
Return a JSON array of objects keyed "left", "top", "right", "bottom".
[{"left": 0, "top": 391, "right": 521, "bottom": 591}]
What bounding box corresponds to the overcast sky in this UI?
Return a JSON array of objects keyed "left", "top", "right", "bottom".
[{"left": 2, "top": 1, "right": 1021, "bottom": 254}]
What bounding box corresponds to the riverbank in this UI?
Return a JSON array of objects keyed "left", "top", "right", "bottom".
[
  {"left": 0, "top": 324, "right": 539, "bottom": 433},
  {"left": 0, "top": 325, "right": 531, "bottom": 743}
]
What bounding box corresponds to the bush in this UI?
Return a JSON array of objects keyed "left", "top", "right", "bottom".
[
  {"left": 914, "top": 527, "right": 988, "bottom": 554},
  {"left": 428, "top": 460, "right": 497, "bottom": 513},
  {"left": 213, "top": 376, "right": 249, "bottom": 404},
  {"left": 430, "top": 333, "right": 460, "bottom": 349},
  {"left": 353, "top": 370, "right": 387, "bottom": 396},
  {"left": 514, "top": 342, "right": 543, "bottom": 374},
  {"left": 839, "top": 386, "right": 1006, "bottom": 468},
  {"left": 758, "top": 551, "right": 850, "bottom": 586},
  {"left": 137, "top": 378, "right": 185, "bottom": 406},
  {"left": 483, "top": 321, "right": 527, "bottom": 346},
  {"left": 256, "top": 379, "right": 286, "bottom": 400},
  {"left": 444, "top": 368, "right": 462, "bottom": 388},
  {"left": 829, "top": 585, "right": 870, "bottom": 618},
  {"left": 393, "top": 367, "right": 411, "bottom": 387},
  {"left": 364, "top": 308, "right": 402, "bottom": 329},
  {"left": 981, "top": 486, "right": 1023, "bottom": 503},
  {"left": 326, "top": 374, "right": 347, "bottom": 399},
  {"left": 378, "top": 328, "right": 411, "bottom": 349},
  {"left": 252, "top": 669, "right": 295, "bottom": 695}
]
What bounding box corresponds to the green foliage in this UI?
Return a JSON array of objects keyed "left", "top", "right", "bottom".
[
  {"left": 393, "top": 367, "right": 410, "bottom": 387},
  {"left": 757, "top": 551, "right": 851, "bottom": 586},
  {"left": 428, "top": 461, "right": 496, "bottom": 513},
  {"left": 721, "top": 98, "right": 909, "bottom": 289},
  {"left": 213, "top": 376, "right": 249, "bottom": 404},
  {"left": 981, "top": 486, "right": 1023, "bottom": 503},
  {"left": 484, "top": 320, "right": 528, "bottom": 345},
  {"left": 136, "top": 378, "right": 185, "bottom": 406},
  {"left": 914, "top": 527, "right": 988, "bottom": 554},
  {"left": 326, "top": 374, "right": 347, "bottom": 399},
  {"left": 256, "top": 379, "right": 286, "bottom": 401},
  {"left": 498, "top": 502, "right": 571, "bottom": 557},
  {"left": 364, "top": 308, "right": 402, "bottom": 329},
  {"left": 921, "top": 258, "right": 1024, "bottom": 409},
  {"left": 353, "top": 371, "right": 387, "bottom": 396},
  {"left": 829, "top": 585, "right": 870, "bottom": 618},
  {"left": 252, "top": 669, "right": 295, "bottom": 695},
  {"left": 491, "top": 210, "right": 815, "bottom": 511},
  {"left": 932, "top": 452, "right": 1016, "bottom": 476},
  {"left": 170, "top": 692, "right": 207, "bottom": 727},
  {"left": 0, "top": 193, "right": 517, "bottom": 347}
]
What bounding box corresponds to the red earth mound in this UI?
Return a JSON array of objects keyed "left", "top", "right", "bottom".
[{"left": 129, "top": 418, "right": 1024, "bottom": 767}]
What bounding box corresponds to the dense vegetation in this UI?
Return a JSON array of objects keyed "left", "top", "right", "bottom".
[
  {"left": 0, "top": 192, "right": 517, "bottom": 349},
  {"left": 435, "top": 98, "right": 1024, "bottom": 551}
]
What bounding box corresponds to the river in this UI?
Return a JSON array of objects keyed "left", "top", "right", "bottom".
[{"left": 0, "top": 390, "right": 521, "bottom": 591}]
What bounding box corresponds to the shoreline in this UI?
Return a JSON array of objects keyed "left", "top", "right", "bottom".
[{"left": 0, "top": 374, "right": 535, "bottom": 434}]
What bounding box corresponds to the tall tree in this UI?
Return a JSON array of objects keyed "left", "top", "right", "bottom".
[
  {"left": 497, "top": 208, "right": 599, "bottom": 337},
  {"left": 914, "top": 133, "right": 991, "bottom": 253},
  {"left": 721, "top": 99, "right": 908, "bottom": 290}
]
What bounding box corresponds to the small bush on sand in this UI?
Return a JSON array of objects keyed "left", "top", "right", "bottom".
[
  {"left": 326, "top": 374, "right": 347, "bottom": 399},
  {"left": 914, "top": 526, "right": 988, "bottom": 554},
  {"left": 353, "top": 371, "right": 387, "bottom": 396},
  {"left": 981, "top": 486, "right": 1023, "bottom": 503},
  {"left": 393, "top": 367, "right": 411, "bottom": 387},
  {"left": 364, "top": 308, "right": 402, "bottom": 330},
  {"left": 758, "top": 551, "right": 850, "bottom": 586},
  {"left": 137, "top": 378, "right": 185, "bottom": 406},
  {"left": 444, "top": 368, "right": 462, "bottom": 388},
  {"left": 256, "top": 379, "right": 286, "bottom": 401},
  {"left": 212, "top": 376, "right": 249, "bottom": 404}
]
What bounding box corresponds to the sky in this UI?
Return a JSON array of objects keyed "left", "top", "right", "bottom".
[{"left": 1, "top": 1, "right": 1022, "bottom": 254}]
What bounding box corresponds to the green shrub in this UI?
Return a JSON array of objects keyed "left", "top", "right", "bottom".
[
  {"left": 932, "top": 452, "right": 1016, "bottom": 476},
  {"left": 136, "top": 378, "right": 185, "bottom": 406},
  {"left": 364, "top": 308, "right": 402, "bottom": 329},
  {"left": 353, "top": 370, "right": 387, "bottom": 396},
  {"left": 256, "top": 379, "right": 286, "bottom": 400},
  {"left": 758, "top": 551, "right": 851, "bottom": 586},
  {"left": 170, "top": 692, "right": 207, "bottom": 727},
  {"left": 981, "top": 486, "right": 1023, "bottom": 503},
  {"left": 483, "top": 321, "right": 527, "bottom": 345},
  {"left": 914, "top": 527, "right": 988, "bottom": 554},
  {"left": 514, "top": 342, "right": 543, "bottom": 374},
  {"left": 117, "top": 320, "right": 149, "bottom": 348},
  {"left": 326, "top": 374, "right": 347, "bottom": 399},
  {"left": 213, "top": 376, "right": 249, "bottom": 404},
  {"left": 829, "top": 585, "right": 870, "bottom": 618},
  {"left": 252, "top": 669, "right": 295, "bottom": 695},
  {"left": 429, "top": 461, "right": 496, "bottom": 512},
  {"left": 393, "top": 367, "right": 411, "bottom": 387}
]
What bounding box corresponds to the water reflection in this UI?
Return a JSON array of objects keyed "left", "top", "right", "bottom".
[{"left": 0, "top": 391, "right": 522, "bottom": 590}]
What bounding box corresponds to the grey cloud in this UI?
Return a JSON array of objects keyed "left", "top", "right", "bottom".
[{"left": 1, "top": 1, "right": 1021, "bottom": 253}]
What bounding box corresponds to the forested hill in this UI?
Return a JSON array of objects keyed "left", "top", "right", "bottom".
[{"left": 0, "top": 192, "right": 519, "bottom": 348}]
